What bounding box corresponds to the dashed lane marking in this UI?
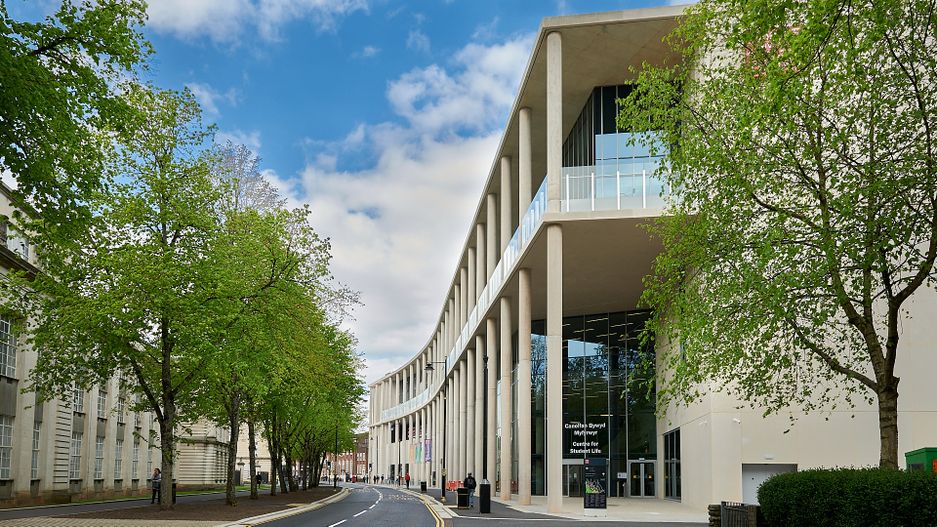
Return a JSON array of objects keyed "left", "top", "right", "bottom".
[{"left": 327, "top": 520, "right": 346, "bottom": 527}]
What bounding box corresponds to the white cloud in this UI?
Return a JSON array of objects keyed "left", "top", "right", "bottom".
[
  {"left": 406, "top": 29, "right": 431, "bottom": 54},
  {"left": 215, "top": 129, "right": 262, "bottom": 153},
  {"left": 146, "top": 0, "right": 368, "bottom": 43},
  {"left": 389, "top": 35, "right": 532, "bottom": 135},
  {"left": 353, "top": 45, "right": 381, "bottom": 58},
  {"left": 280, "top": 34, "right": 533, "bottom": 385},
  {"left": 186, "top": 82, "right": 239, "bottom": 117}
]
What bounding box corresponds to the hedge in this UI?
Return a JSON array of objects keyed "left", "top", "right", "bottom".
[{"left": 758, "top": 467, "right": 937, "bottom": 527}]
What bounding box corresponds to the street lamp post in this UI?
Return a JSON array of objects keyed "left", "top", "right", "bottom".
[{"left": 424, "top": 358, "right": 448, "bottom": 502}]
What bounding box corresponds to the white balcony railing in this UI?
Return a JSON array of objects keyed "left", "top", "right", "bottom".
[{"left": 561, "top": 165, "right": 669, "bottom": 213}]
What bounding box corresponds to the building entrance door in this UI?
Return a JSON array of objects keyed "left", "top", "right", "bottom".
[
  {"left": 563, "top": 464, "right": 584, "bottom": 497},
  {"left": 628, "top": 461, "right": 655, "bottom": 497}
]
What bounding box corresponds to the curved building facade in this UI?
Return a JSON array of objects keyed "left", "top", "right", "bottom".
[{"left": 368, "top": 6, "right": 937, "bottom": 513}]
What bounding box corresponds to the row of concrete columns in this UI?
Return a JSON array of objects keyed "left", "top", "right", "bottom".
[{"left": 371, "top": 30, "right": 564, "bottom": 512}]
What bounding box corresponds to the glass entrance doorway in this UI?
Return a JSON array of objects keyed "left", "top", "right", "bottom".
[
  {"left": 629, "top": 461, "right": 655, "bottom": 497},
  {"left": 563, "top": 464, "right": 584, "bottom": 497}
]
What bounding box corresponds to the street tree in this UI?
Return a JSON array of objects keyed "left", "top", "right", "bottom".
[
  {"left": 12, "top": 86, "right": 323, "bottom": 508},
  {"left": 619, "top": 0, "right": 937, "bottom": 469},
  {"left": 0, "top": 0, "right": 150, "bottom": 231}
]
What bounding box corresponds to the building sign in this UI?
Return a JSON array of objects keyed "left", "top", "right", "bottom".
[
  {"left": 424, "top": 439, "right": 432, "bottom": 462},
  {"left": 583, "top": 457, "right": 607, "bottom": 512},
  {"left": 565, "top": 421, "right": 607, "bottom": 457}
]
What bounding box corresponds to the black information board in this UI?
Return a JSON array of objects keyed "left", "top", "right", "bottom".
[{"left": 583, "top": 458, "right": 607, "bottom": 510}]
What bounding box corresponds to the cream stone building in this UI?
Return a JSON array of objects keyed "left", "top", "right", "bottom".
[
  {"left": 367, "top": 5, "right": 937, "bottom": 514},
  {"left": 0, "top": 183, "right": 230, "bottom": 506}
]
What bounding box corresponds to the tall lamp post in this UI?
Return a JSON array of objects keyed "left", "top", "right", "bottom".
[{"left": 424, "top": 358, "right": 448, "bottom": 502}]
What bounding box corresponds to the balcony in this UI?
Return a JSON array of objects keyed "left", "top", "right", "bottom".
[{"left": 561, "top": 165, "right": 669, "bottom": 213}]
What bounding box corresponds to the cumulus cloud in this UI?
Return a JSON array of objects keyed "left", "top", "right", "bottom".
[
  {"left": 282, "top": 34, "right": 533, "bottom": 385},
  {"left": 146, "top": 0, "right": 368, "bottom": 43},
  {"left": 215, "top": 129, "right": 262, "bottom": 153},
  {"left": 186, "top": 82, "right": 240, "bottom": 117},
  {"left": 406, "top": 29, "right": 431, "bottom": 53}
]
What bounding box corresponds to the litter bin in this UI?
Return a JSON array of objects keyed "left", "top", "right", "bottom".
[
  {"left": 420, "top": 481, "right": 427, "bottom": 493},
  {"left": 479, "top": 480, "right": 491, "bottom": 514},
  {"left": 456, "top": 487, "right": 469, "bottom": 509},
  {"left": 172, "top": 481, "right": 177, "bottom": 504}
]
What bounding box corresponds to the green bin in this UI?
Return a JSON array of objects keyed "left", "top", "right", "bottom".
[{"left": 904, "top": 447, "right": 937, "bottom": 473}]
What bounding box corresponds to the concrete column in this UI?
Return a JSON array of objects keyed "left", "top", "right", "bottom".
[
  {"left": 517, "top": 268, "right": 532, "bottom": 504},
  {"left": 546, "top": 31, "right": 563, "bottom": 214},
  {"left": 486, "top": 194, "right": 497, "bottom": 278},
  {"left": 475, "top": 224, "right": 485, "bottom": 300},
  {"left": 455, "top": 368, "right": 462, "bottom": 480},
  {"left": 460, "top": 267, "right": 468, "bottom": 326},
  {"left": 447, "top": 377, "right": 454, "bottom": 484},
  {"left": 449, "top": 298, "right": 455, "bottom": 351},
  {"left": 420, "top": 407, "right": 426, "bottom": 482},
  {"left": 519, "top": 107, "right": 532, "bottom": 212},
  {"left": 459, "top": 358, "right": 468, "bottom": 479},
  {"left": 499, "top": 296, "right": 513, "bottom": 500},
  {"left": 466, "top": 349, "right": 476, "bottom": 477},
  {"left": 454, "top": 285, "right": 461, "bottom": 343},
  {"left": 485, "top": 317, "right": 498, "bottom": 483},
  {"left": 500, "top": 156, "right": 512, "bottom": 253},
  {"left": 546, "top": 224, "right": 563, "bottom": 512},
  {"left": 473, "top": 335, "right": 485, "bottom": 478},
  {"left": 467, "top": 249, "right": 476, "bottom": 315}
]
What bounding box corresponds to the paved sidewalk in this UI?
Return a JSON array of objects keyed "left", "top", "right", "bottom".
[
  {"left": 0, "top": 519, "right": 220, "bottom": 527},
  {"left": 410, "top": 485, "right": 706, "bottom": 524}
]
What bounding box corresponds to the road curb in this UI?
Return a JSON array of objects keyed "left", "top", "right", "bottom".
[
  {"left": 399, "top": 488, "right": 456, "bottom": 519},
  {"left": 219, "top": 487, "right": 350, "bottom": 527}
]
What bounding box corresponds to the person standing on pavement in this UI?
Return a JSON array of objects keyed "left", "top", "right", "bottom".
[
  {"left": 463, "top": 473, "right": 477, "bottom": 507},
  {"left": 405, "top": 472, "right": 411, "bottom": 489},
  {"left": 150, "top": 468, "right": 162, "bottom": 504}
]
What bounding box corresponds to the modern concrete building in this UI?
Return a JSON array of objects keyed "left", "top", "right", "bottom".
[{"left": 367, "top": 5, "right": 937, "bottom": 513}]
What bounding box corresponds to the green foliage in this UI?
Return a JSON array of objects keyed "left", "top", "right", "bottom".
[
  {"left": 758, "top": 468, "right": 937, "bottom": 527},
  {"left": 0, "top": 0, "right": 150, "bottom": 231},
  {"left": 619, "top": 0, "right": 937, "bottom": 467}
]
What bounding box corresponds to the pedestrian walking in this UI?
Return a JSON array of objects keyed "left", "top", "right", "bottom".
[
  {"left": 463, "top": 472, "right": 477, "bottom": 507},
  {"left": 150, "top": 468, "right": 162, "bottom": 504},
  {"left": 405, "top": 472, "right": 411, "bottom": 489}
]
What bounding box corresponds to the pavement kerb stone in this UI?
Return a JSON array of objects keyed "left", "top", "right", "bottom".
[{"left": 218, "top": 487, "right": 350, "bottom": 527}]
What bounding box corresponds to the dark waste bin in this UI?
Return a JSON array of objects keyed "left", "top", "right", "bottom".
[
  {"left": 479, "top": 480, "right": 491, "bottom": 513},
  {"left": 420, "top": 481, "right": 427, "bottom": 493},
  {"left": 456, "top": 487, "right": 470, "bottom": 509},
  {"left": 172, "top": 482, "right": 177, "bottom": 504}
]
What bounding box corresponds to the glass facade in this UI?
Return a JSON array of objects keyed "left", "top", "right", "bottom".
[
  {"left": 561, "top": 85, "right": 668, "bottom": 212},
  {"left": 528, "top": 310, "right": 656, "bottom": 497}
]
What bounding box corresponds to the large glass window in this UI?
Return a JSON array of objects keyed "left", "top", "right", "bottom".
[
  {"left": 97, "top": 388, "right": 107, "bottom": 418},
  {"left": 31, "top": 422, "right": 40, "bottom": 480},
  {"left": 0, "top": 316, "right": 16, "bottom": 379},
  {"left": 664, "top": 428, "right": 681, "bottom": 499},
  {"left": 69, "top": 432, "right": 82, "bottom": 480},
  {"left": 530, "top": 310, "right": 655, "bottom": 497},
  {"left": 0, "top": 415, "right": 12, "bottom": 480},
  {"left": 94, "top": 436, "right": 105, "bottom": 479},
  {"left": 72, "top": 385, "right": 84, "bottom": 413},
  {"left": 561, "top": 85, "right": 668, "bottom": 212}
]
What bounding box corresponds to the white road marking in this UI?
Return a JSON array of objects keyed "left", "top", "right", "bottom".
[
  {"left": 327, "top": 521, "right": 346, "bottom": 527},
  {"left": 354, "top": 510, "right": 366, "bottom": 517}
]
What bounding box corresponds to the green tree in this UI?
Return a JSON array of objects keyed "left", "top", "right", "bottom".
[
  {"left": 0, "top": 0, "right": 150, "bottom": 230},
  {"left": 619, "top": 0, "right": 937, "bottom": 469}
]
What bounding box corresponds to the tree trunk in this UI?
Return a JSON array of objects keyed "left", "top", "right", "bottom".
[
  {"left": 224, "top": 384, "right": 241, "bottom": 506},
  {"left": 248, "top": 416, "right": 258, "bottom": 499},
  {"left": 877, "top": 384, "right": 900, "bottom": 469},
  {"left": 159, "top": 409, "right": 176, "bottom": 510}
]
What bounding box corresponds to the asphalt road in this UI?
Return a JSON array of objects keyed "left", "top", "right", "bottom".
[
  {"left": 0, "top": 489, "right": 251, "bottom": 521},
  {"left": 265, "top": 484, "right": 436, "bottom": 527}
]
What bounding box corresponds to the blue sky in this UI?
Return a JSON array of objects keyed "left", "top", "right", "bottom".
[{"left": 15, "top": 0, "right": 683, "bottom": 386}]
